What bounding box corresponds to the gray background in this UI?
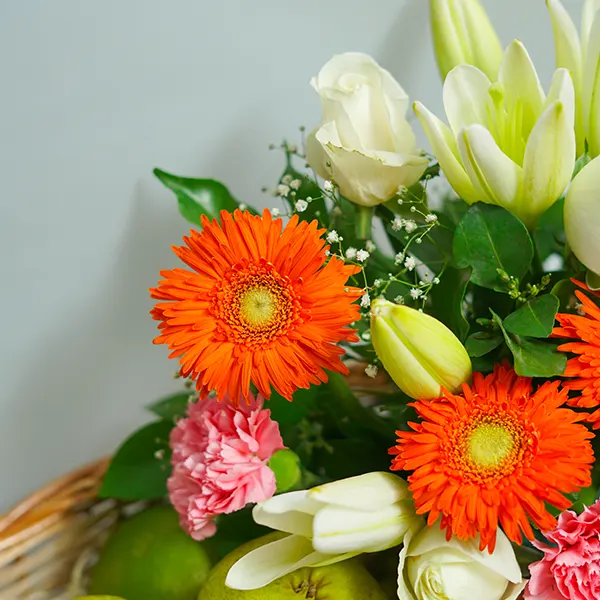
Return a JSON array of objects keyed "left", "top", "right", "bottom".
[{"left": 0, "top": 0, "right": 581, "bottom": 509}]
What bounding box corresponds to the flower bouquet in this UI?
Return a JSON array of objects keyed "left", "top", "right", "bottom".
[{"left": 89, "top": 1, "right": 600, "bottom": 599}]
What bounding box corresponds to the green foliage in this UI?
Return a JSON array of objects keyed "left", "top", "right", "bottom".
[
  {"left": 99, "top": 421, "right": 173, "bottom": 500},
  {"left": 428, "top": 266, "right": 470, "bottom": 340},
  {"left": 154, "top": 168, "right": 248, "bottom": 225},
  {"left": 147, "top": 391, "right": 192, "bottom": 421},
  {"left": 503, "top": 295, "right": 560, "bottom": 338},
  {"left": 465, "top": 332, "right": 504, "bottom": 358},
  {"left": 453, "top": 204, "right": 534, "bottom": 292},
  {"left": 492, "top": 311, "right": 567, "bottom": 378}
]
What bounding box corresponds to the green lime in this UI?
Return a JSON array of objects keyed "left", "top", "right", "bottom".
[
  {"left": 89, "top": 505, "right": 212, "bottom": 600},
  {"left": 75, "top": 597, "right": 126, "bottom": 600}
]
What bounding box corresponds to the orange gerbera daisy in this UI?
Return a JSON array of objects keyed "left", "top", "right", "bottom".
[
  {"left": 150, "top": 209, "right": 361, "bottom": 403},
  {"left": 390, "top": 364, "right": 593, "bottom": 552},
  {"left": 554, "top": 281, "right": 600, "bottom": 428}
]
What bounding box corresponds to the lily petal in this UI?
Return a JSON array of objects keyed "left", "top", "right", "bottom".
[
  {"left": 499, "top": 41, "right": 545, "bottom": 141},
  {"left": 413, "top": 101, "right": 479, "bottom": 203},
  {"left": 225, "top": 534, "right": 321, "bottom": 590},
  {"left": 444, "top": 64, "right": 491, "bottom": 134},
  {"left": 456, "top": 124, "right": 523, "bottom": 210},
  {"left": 546, "top": 0, "right": 585, "bottom": 154},
  {"left": 565, "top": 154, "right": 600, "bottom": 274},
  {"left": 582, "top": 0, "right": 600, "bottom": 58},
  {"left": 312, "top": 502, "right": 417, "bottom": 554},
  {"left": 521, "top": 100, "right": 576, "bottom": 227},
  {"left": 308, "top": 472, "right": 410, "bottom": 512},
  {"left": 583, "top": 10, "right": 600, "bottom": 156}
]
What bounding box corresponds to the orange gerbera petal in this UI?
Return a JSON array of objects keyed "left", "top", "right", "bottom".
[
  {"left": 554, "top": 281, "right": 600, "bottom": 429},
  {"left": 390, "top": 364, "right": 594, "bottom": 552},
  {"left": 150, "top": 209, "right": 362, "bottom": 404}
]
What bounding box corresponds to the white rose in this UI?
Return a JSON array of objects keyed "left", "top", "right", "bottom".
[
  {"left": 307, "top": 52, "right": 429, "bottom": 207},
  {"left": 398, "top": 525, "right": 526, "bottom": 600}
]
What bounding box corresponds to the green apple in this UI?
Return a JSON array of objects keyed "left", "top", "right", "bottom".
[
  {"left": 88, "top": 505, "right": 212, "bottom": 600},
  {"left": 198, "top": 533, "right": 389, "bottom": 599}
]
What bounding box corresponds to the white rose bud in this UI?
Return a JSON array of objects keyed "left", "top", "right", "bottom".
[
  {"left": 306, "top": 53, "right": 429, "bottom": 208},
  {"left": 398, "top": 525, "right": 525, "bottom": 600}
]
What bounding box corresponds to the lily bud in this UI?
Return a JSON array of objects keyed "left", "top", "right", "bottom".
[
  {"left": 225, "top": 472, "right": 423, "bottom": 590},
  {"left": 564, "top": 153, "right": 600, "bottom": 277},
  {"left": 430, "top": 0, "right": 503, "bottom": 81},
  {"left": 370, "top": 299, "right": 472, "bottom": 400}
]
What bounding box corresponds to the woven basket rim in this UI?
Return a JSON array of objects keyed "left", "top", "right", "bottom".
[{"left": 0, "top": 457, "right": 110, "bottom": 544}]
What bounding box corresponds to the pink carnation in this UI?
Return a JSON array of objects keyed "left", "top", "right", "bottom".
[
  {"left": 525, "top": 501, "right": 600, "bottom": 600},
  {"left": 167, "top": 395, "right": 285, "bottom": 540}
]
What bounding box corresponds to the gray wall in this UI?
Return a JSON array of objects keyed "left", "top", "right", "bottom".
[{"left": 0, "top": 0, "right": 580, "bottom": 509}]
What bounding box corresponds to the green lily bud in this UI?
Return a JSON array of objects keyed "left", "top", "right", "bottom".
[
  {"left": 370, "top": 299, "right": 472, "bottom": 400},
  {"left": 430, "top": 0, "right": 503, "bottom": 81}
]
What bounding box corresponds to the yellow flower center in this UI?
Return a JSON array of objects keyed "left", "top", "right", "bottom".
[
  {"left": 239, "top": 287, "right": 277, "bottom": 325},
  {"left": 212, "top": 260, "right": 302, "bottom": 349},
  {"left": 468, "top": 424, "right": 515, "bottom": 468}
]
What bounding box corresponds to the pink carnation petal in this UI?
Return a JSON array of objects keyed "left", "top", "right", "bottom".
[{"left": 167, "top": 392, "right": 284, "bottom": 540}]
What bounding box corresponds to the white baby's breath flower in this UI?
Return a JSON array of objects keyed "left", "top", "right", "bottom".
[
  {"left": 290, "top": 179, "right": 302, "bottom": 190},
  {"left": 410, "top": 288, "right": 423, "bottom": 300},
  {"left": 373, "top": 279, "right": 383, "bottom": 287},
  {"left": 392, "top": 216, "right": 404, "bottom": 231},
  {"left": 394, "top": 295, "right": 405, "bottom": 304},
  {"left": 345, "top": 247, "right": 358, "bottom": 260},
  {"left": 361, "top": 292, "right": 371, "bottom": 308},
  {"left": 282, "top": 174, "right": 293, "bottom": 185},
  {"left": 271, "top": 208, "right": 281, "bottom": 217},
  {"left": 361, "top": 331, "right": 371, "bottom": 341},
  {"left": 295, "top": 199, "right": 308, "bottom": 213},
  {"left": 365, "top": 240, "right": 376, "bottom": 253},
  {"left": 323, "top": 180, "right": 334, "bottom": 192},
  {"left": 277, "top": 184, "right": 291, "bottom": 197},
  {"left": 425, "top": 213, "right": 438, "bottom": 223},
  {"left": 433, "top": 277, "right": 440, "bottom": 284},
  {"left": 326, "top": 230, "right": 340, "bottom": 244},
  {"left": 356, "top": 249, "right": 370, "bottom": 262},
  {"left": 239, "top": 203, "right": 248, "bottom": 211},
  {"left": 365, "top": 364, "right": 378, "bottom": 378},
  {"left": 404, "top": 256, "right": 417, "bottom": 271},
  {"left": 404, "top": 220, "right": 417, "bottom": 233},
  {"left": 394, "top": 252, "right": 405, "bottom": 265}
]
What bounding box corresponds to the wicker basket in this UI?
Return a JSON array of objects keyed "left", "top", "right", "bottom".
[{"left": 0, "top": 459, "right": 118, "bottom": 600}]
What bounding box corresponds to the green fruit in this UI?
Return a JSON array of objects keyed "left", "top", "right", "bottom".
[
  {"left": 198, "top": 533, "right": 389, "bottom": 599},
  {"left": 75, "top": 597, "right": 126, "bottom": 600},
  {"left": 89, "top": 505, "right": 212, "bottom": 600}
]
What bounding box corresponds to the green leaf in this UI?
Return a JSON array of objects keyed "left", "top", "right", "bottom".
[
  {"left": 534, "top": 199, "right": 565, "bottom": 261},
  {"left": 429, "top": 266, "right": 470, "bottom": 340},
  {"left": 552, "top": 278, "right": 578, "bottom": 310},
  {"left": 465, "top": 332, "right": 504, "bottom": 357},
  {"left": 492, "top": 311, "right": 567, "bottom": 378},
  {"left": 453, "top": 204, "right": 534, "bottom": 292},
  {"left": 267, "top": 387, "right": 318, "bottom": 426},
  {"left": 154, "top": 168, "right": 245, "bottom": 225},
  {"left": 587, "top": 270, "right": 600, "bottom": 291},
  {"left": 503, "top": 295, "right": 560, "bottom": 338},
  {"left": 99, "top": 420, "right": 173, "bottom": 500},
  {"left": 147, "top": 391, "right": 192, "bottom": 421}
]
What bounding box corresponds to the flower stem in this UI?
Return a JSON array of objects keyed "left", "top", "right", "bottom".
[{"left": 355, "top": 205, "right": 374, "bottom": 240}]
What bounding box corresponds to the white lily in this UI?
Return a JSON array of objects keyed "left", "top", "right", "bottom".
[
  {"left": 430, "top": 0, "right": 503, "bottom": 81},
  {"left": 225, "top": 472, "right": 423, "bottom": 590},
  {"left": 546, "top": 0, "right": 600, "bottom": 156},
  {"left": 564, "top": 153, "right": 600, "bottom": 276},
  {"left": 415, "top": 40, "right": 576, "bottom": 229}
]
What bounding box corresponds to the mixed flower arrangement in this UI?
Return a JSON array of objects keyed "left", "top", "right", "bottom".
[{"left": 98, "top": 1, "right": 600, "bottom": 598}]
